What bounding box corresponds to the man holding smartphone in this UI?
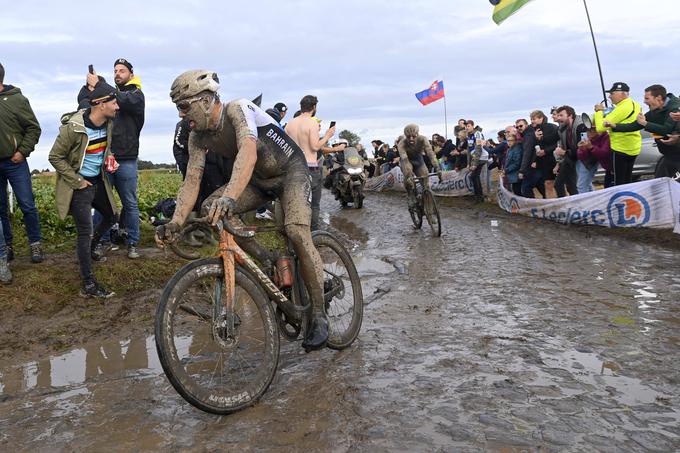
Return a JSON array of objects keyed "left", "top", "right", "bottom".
[
  {"left": 78, "top": 58, "right": 145, "bottom": 259},
  {"left": 285, "top": 95, "right": 343, "bottom": 230}
]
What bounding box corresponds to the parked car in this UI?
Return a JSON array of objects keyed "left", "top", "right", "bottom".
[{"left": 594, "top": 131, "right": 662, "bottom": 182}]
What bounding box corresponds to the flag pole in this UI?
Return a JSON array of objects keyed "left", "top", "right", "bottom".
[
  {"left": 443, "top": 91, "right": 449, "bottom": 140},
  {"left": 583, "top": 0, "right": 608, "bottom": 107}
]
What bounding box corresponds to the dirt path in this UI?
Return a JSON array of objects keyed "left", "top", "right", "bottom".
[{"left": 1, "top": 192, "right": 679, "bottom": 451}]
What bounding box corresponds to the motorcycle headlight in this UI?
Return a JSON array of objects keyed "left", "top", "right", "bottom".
[{"left": 347, "top": 167, "right": 363, "bottom": 175}]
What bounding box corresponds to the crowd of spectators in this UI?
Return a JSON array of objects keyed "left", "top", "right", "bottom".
[{"left": 367, "top": 82, "right": 680, "bottom": 201}]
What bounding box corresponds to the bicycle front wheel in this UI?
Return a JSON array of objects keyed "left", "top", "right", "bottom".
[
  {"left": 407, "top": 190, "right": 423, "bottom": 229},
  {"left": 422, "top": 189, "right": 442, "bottom": 237},
  {"left": 155, "top": 258, "right": 279, "bottom": 415},
  {"left": 312, "top": 231, "right": 363, "bottom": 349}
]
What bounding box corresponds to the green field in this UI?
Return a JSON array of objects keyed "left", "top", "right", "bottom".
[{"left": 8, "top": 169, "right": 183, "bottom": 254}]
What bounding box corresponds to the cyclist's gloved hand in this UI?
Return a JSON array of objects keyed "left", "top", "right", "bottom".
[
  {"left": 436, "top": 170, "right": 443, "bottom": 182},
  {"left": 207, "top": 196, "right": 237, "bottom": 225},
  {"left": 155, "top": 222, "right": 181, "bottom": 247}
]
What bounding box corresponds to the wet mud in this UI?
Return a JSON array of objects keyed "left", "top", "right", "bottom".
[{"left": 1, "top": 191, "right": 679, "bottom": 451}]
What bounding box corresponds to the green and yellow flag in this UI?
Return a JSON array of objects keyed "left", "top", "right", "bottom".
[{"left": 490, "top": 0, "right": 533, "bottom": 25}]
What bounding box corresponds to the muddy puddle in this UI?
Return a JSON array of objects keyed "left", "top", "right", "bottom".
[{"left": 1, "top": 192, "right": 679, "bottom": 451}]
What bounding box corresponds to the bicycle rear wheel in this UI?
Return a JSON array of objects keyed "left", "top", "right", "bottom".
[
  {"left": 155, "top": 258, "right": 279, "bottom": 415},
  {"left": 422, "top": 189, "right": 442, "bottom": 237},
  {"left": 312, "top": 231, "right": 363, "bottom": 349}
]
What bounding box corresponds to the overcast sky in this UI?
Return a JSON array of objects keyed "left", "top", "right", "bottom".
[{"left": 3, "top": 0, "right": 679, "bottom": 168}]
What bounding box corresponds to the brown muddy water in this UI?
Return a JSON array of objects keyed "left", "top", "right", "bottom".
[{"left": 1, "top": 192, "right": 679, "bottom": 452}]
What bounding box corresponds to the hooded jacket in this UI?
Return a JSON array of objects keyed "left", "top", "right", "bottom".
[
  {"left": 48, "top": 110, "right": 118, "bottom": 220},
  {"left": 0, "top": 85, "right": 42, "bottom": 159},
  {"left": 77, "top": 76, "right": 145, "bottom": 160},
  {"left": 594, "top": 97, "right": 642, "bottom": 156},
  {"left": 612, "top": 93, "right": 680, "bottom": 157}
]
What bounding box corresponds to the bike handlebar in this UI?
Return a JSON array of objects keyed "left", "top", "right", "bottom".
[{"left": 185, "top": 216, "right": 255, "bottom": 239}]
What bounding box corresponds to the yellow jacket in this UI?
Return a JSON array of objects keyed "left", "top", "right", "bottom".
[{"left": 594, "top": 97, "right": 642, "bottom": 156}]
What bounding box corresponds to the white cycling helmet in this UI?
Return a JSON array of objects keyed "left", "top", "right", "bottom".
[{"left": 170, "top": 70, "right": 220, "bottom": 103}]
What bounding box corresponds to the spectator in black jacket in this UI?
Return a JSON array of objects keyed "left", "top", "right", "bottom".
[
  {"left": 79, "top": 59, "right": 145, "bottom": 259},
  {"left": 531, "top": 110, "right": 560, "bottom": 198},
  {"left": 517, "top": 118, "right": 545, "bottom": 198},
  {"left": 555, "top": 105, "right": 586, "bottom": 196}
]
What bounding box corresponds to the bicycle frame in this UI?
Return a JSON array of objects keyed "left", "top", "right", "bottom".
[{"left": 215, "top": 224, "right": 307, "bottom": 340}]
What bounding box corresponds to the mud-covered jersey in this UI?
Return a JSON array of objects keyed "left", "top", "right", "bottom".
[
  {"left": 192, "top": 99, "right": 307, "bottom": 185},
  {"left": 397, "top": 135, "right": 438, "bottom": 170}
]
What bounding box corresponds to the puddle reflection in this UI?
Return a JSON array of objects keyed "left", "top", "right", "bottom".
[{"left": 0, "top": 336, "right": 162, "bottom": 396}]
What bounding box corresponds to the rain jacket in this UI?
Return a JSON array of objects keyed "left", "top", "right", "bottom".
[
  {"left": 594, "top": 97, "right": 642, "bottom": 156},
  {"left": 77, "top": 76, "right": 145, "bottom": 160},
  {"left": 612, "top": 93, "right": 680, "bottom": 157},
  {"left": 0, "top": 85, "right": 42, "bottom": 159},
  {"left": 48, "top": 110, "right": 118, "bottom": 220}
]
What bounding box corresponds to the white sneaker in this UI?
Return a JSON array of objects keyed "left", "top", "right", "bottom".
[{"left": 256, "top": 210, "right": 274, "bottom": 220}]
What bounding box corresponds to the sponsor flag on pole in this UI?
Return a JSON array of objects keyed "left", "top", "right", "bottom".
[
  {"left": 490, "top": 0, "right": 533, "bottom": 25},
  {"left": 415, "top": 80, "right": 445, "bottom": 106}
]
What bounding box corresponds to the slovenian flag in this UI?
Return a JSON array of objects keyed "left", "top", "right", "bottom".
[
  {"left": 415, "top": 80, "right": 445, "bottom": 106},
  {"left": 490, "top": 0, "right": 533, "bottom": 25}
]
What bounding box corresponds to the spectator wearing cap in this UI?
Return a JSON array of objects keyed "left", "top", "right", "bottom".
[
  {"left": 0, "top": 61, "right": 44, "bottom": 265},
  {"left": 594, "top": 82, "right": 642, "bottom": 185},
  {"left": 78, "top": 58, "right": 145, "bottom": 259},
  {"left": 49, "top": 82, "right": 120, "bottom": 298},
  {"left": 608, "top": 84, "right": 680, "bottom": 179},
  {"left": 274, "top": 102, "right": 288, "bottom": 125}
]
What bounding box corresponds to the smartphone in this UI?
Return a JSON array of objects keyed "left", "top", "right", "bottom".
[
  {"left": 580, "top": 132, "right": 588, "bottom": 142},
  {"left": 88, "top": 64, "right": 94, "bottom": 74},
  {"left": 329, "top": 121, "right": 336, "bottom": 128}
]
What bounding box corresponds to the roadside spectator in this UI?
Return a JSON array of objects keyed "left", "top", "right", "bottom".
[
  {"left": 466, "top": 120, "right": 488, "bottom": 203},
  {"left": 435, "top": 135, "right": 456, "bottom": 171},
  {"left": 609, "top": 84, "right": 680, "bottom": 179},
  {"left": 371, "top": 140, "right": 385, "bottom": 176},
  {"left": 285, "top": 95, "right": 338, "bottom": 230},
  {"left": 0, "top": 61, "right": 44, "bottom": 263},
  {"left": 554, "top": 105, "right": 583, "bottom": 196},
  {"left": 454, "top": 118, "right": 466, "bottom": 136},
  {"left": 517, "top": 118, "right": 544, "bottom": 198},
  {"left": 49, "top": 82, "right": 120, "bottom": 298},
  {"left": 487, "top": 130, "right": 508, "bottom": 172},
  {"left": 578, "top": 126, "right": 613, "bottom": 190},
  {"left": 531, "top": 110, "right": 559, "bottom": 198},
  {"left": 502, "top": 133, "right": 523, "bottom": 196},
  {"left": 452, "top": 129, "right": 468, "bottom": 170},
  {"left": 173, "top": 118, "right": 191, "bottom": 177},
  {"left": 80, "top": 58, "right": 145, "bottom": 259},
  {"left": 595, "top": 82, "right": 642, "bottom": 185},
  {"left": 0, "top": 220, "right": 10, "bottom": 283}
]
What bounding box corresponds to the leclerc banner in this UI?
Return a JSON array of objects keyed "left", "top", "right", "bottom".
[
  {"left": 365, "top": 166, "right": 490, "bottom": 197},
  {"left": 496, "top": 177, "right": 680, "bottom": 234}
]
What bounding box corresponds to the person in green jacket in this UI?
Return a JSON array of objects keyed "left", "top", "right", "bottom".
[
  {"left": 594, "top": 82, "right": 642, "bottom": 186},
  {"left": 48, "top": 82, "right": 120, "bottom": 299},
  {"left": 0, "top": 62, "right": 44, "bottom": 264},
  {"left": 609, "top": 84, "right": 680, "bottom": 179}
]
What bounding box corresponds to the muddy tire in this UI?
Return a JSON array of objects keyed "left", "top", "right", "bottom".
[
  {"left": 353, "top": 187, "right": 363, "bottom": 209},
  {"left": 422, "top": 189, "right": 441, "bottom": 237},
  {"left": 155, "top": 258, "right": 279, "bottom": 415},
  {"left": 312, "top": 231, "right": 363, "bottom": 349},
  {"left": 409, "top": 203, "right": 423, "bottom": 230}
]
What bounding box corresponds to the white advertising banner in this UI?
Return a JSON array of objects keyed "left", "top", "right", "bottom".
[
  {"left": 496, "top": 177, "right": 680, "bottom": 234},
  {"left": 365, "top": 166, "right": 489, "bottom": 197}
]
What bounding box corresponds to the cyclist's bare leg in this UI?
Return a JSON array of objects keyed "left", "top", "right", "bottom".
[{"left": 280, "top": 171, "right": 328, "bottom": 350}]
